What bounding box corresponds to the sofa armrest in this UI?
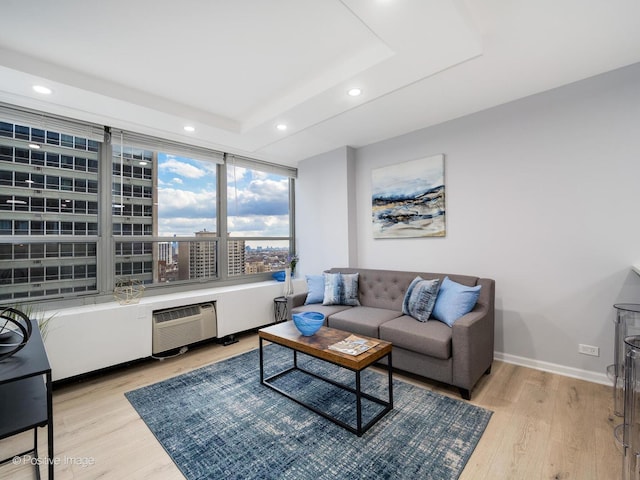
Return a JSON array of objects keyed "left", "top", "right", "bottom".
[
  {"left": 451, "top": 309, "right": 493, "bottom": 391},
  {"left": 286, "top": 292, "right": 308, "bottom": 321},
  {"left": 451, "top": 278, "right": 495, "bottom": 392}
]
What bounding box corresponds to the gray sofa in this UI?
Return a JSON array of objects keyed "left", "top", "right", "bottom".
[{"left": 288, "top": 267, "right": 495, "bottom": 400}]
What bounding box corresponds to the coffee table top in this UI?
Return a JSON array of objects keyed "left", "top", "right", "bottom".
[{"left": 259, "top": 321, "right": 392, "bottom": 371}]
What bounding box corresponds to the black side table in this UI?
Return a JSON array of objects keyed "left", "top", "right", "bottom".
[
  {"left": 0, "top": 319, "right": 53, "bottom": 479},
  {"left": 273, "top": 296, "right": 288, "bottom": 323}
]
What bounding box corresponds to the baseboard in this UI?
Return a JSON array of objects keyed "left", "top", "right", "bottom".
[{"left": 494, "top": 351, "right": 610, "bottom": 386}]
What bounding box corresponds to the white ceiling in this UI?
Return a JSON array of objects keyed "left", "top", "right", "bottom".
[{"left": 1, "top": 0, "right": 640, "bottom": 166}]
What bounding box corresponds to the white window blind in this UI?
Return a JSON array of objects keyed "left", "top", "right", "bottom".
[
  {"left": 112, "top": 129, "right": 224, "bottom": 164},
  {"left": 0, "top": 103, "right": 105, "bottom": 142},
  {"left": 226, "top": 154, "right": 297, "bottom": 178}
]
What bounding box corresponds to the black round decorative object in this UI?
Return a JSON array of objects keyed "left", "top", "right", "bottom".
[{"left": 0, "top": 307, "right": 33, "bottom": 361}]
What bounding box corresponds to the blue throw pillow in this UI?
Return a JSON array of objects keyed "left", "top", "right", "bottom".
[
  {"left": 402, "top": 276, "right": 440, "bottom": 322},
  {"left": 304, "top": 275, "right": 325, "bottom": 305},
  {"left": 322, "top": 273, "right": 360, "bottom": 306},
  {"left": 432, "top": 276, "right": 482, "bottom": 327}
]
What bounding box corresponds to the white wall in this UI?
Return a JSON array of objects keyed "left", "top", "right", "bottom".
[{"left": 297, "top": 63, "right": 640, "bottom": 383}]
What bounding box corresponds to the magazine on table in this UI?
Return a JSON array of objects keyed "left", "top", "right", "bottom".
[{"left": 328, "top": 334, "right": 379, "bottom": 356}]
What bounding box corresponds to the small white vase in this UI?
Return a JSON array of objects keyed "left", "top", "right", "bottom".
[{"left": 283, "top": 267, "right": 294, "bottom": 296}]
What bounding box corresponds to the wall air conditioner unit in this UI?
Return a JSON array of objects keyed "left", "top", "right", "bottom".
[{"left": 152, "top": 302, "right": 217, "bottom": 355}]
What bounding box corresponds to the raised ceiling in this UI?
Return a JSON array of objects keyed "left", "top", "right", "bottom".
[{"left": 1, "top": 0, "right": 640, "bottom": 165}]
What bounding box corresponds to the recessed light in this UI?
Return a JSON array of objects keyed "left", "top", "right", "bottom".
[
  {"left": 139, "top": 161, "right": 148, "bottom": 166},
  {"left": 33, "top": 85, "right": 52, "bottom": 95},
  {"left": 276, "top": 124, "right": 288, "bottom": 131},
  {"left": 28, "top": 144, "right": 41, "bottom": 149},
  {"left": 348, "top": 88, "right": 362, "bottom": 97},
  {"left": 183, "top": 125, "right": 195, "bottom": 132}
]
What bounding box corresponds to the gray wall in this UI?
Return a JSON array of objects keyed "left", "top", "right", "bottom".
[
  {"left": 297, "top": 146, "right": 357, "bottom": 274},
  {"left": 296, "top": 62, "right": 640, "bottom": 382}
]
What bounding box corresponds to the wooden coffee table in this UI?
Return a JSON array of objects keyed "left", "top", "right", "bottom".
[{"left": 258, "top": 322, "right": 393, "bottom": 436}]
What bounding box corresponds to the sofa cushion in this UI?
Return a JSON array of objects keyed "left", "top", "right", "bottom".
[
  {"left": 304, "top": 274, "right": 325, "bottom": 305},
  {"left": 379, "top": 315, "right": 452, "bottom": 360},
  {"left": 327, "top": 306, "right": 402, "bottom": 339},
  {"left": 432, "top": 276, "right": 482, "bottom": 327},
  {"left": 402, "top": 276, "right": 440, "bottom": 322},
  {"left": 323, "top": 273, "right": 360, "bottom": 306}
]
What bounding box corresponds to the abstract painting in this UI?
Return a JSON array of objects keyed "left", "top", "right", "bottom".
[{"left": 372, "top": 154, "right": 445, "bottom": 238}]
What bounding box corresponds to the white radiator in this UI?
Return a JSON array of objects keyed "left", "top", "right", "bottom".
[{"left": 152, "top": 302, "right": 217, "bottom": 354}]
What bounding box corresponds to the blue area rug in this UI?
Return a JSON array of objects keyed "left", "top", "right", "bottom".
[{"left": 125, "top": 344, "right": 492, "bottom": 479}]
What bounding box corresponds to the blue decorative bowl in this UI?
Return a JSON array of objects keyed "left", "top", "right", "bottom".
[
  {"left": 292, "top": 311, "right": 325, "bottom": 336},
  {"left": 272, "top": 271, "right": 286, "bottom": 282}
]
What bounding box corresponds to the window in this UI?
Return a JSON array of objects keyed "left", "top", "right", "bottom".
[
  {"left": 112, "top": 136, "right": 221, "bottom": 285},
  {"left": 226, "top": 160, "right": 294, "bottom": 276},
  {"left": 0, "top": 105, "right": 102, "bottom": 301},
  {"left": 0, "top": 105, "right": 296, "bottom": 302}
]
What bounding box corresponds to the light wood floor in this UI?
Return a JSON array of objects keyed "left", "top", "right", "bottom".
[{"left": 0, "top": 331, "right": 622, "bottom": 479}]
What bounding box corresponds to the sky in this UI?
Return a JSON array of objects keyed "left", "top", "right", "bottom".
[
  {"left": 371, "top": 154, "right": 444, "bottom": 199},
  {"left": 156, "top": 153, "right": 290, "bottom": 239}
]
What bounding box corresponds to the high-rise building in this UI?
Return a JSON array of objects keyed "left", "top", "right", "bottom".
[
  {"left": 0, "top": 119, "right": 101, "bottom": 300},
  {"left": 112, "top": 144, "right": 155, "bottom": 285},
  {"left": 158, "top": 242, "right": 172, "bottom": 265},
  {"left": 177, "top": 230, "right": 218, "bottom": 281},
  {"left": 228, "top": 240, "right": 246, "bottom": 276}
]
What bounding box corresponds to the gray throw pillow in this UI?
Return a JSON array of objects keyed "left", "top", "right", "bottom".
[{"left": 402, "top": 276, "right": 440, "bottom": 322}]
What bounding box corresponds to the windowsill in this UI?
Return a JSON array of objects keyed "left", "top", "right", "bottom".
[
  {"left": 46, "top": 279, "right": 287, "bottom": 314},
  {"left": 136, "top": 280, "right": 282, "bottom": 306},
  {"left": 29, "top": 276, "right": 288, "bottom": 312}
]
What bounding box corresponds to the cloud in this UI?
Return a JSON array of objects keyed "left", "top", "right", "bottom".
[
  {"left": 228, "top": 176, "right": 289, "bottom": 216},
  {"left": 158, "top": 187, "right": 217, "bottom": 218},
  {"left": 157, "top": 213, "right": 289, "bottom": 238},
  {"left": 159, "top": 156, "right": 214, "bottom": 179},
  {"left": 157, "top": 216, "right": 216, "bottom": 237},
  {"left": 156, "top": 158, "right": 289, "bottom": 238},
  {"left": 228, "top": 214, "right": 289, "bottom": 237}
]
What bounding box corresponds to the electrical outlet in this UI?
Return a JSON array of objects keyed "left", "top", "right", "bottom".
[{"left": 578, "top": 344, "right": 600, "bottom": 356}]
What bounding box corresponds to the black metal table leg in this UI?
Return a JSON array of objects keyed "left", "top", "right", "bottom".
[
  {"left": 356, "top": 371, "right": 362, "bottom": 436},
  {"left": 47, "top": 371, "right": 53, "bottom": 480},
  {"left": 259, "top": 337, "right": 264, "bottom": 383},
  {"left": 387, "top": 351, "right": 393, "bottom": 409},
  {"left": 260, "top": 344, "right": 393, "bottom": 436}
]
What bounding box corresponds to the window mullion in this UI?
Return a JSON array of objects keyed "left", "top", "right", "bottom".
[
  {"left": 289, "top": 177, "right": 296, "bottom": 256},
  {"left": 98, "top": 130, "right": 114, "bottom": 294},
  {"left": 218, "top": 161, "right": 228, "bottom": 281}
]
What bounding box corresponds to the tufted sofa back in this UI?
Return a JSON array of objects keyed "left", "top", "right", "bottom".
[{"left": 326, "top": 267, "right": 482, "bottom": 312}]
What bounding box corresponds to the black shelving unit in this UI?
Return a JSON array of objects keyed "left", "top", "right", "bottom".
[{"left": 0, "top": 319, "right": 53, "bottom": 479}]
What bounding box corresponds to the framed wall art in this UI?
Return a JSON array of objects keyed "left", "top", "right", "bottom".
[{"left": 372, "top": 154, "right": 445, "bottom": 238}]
